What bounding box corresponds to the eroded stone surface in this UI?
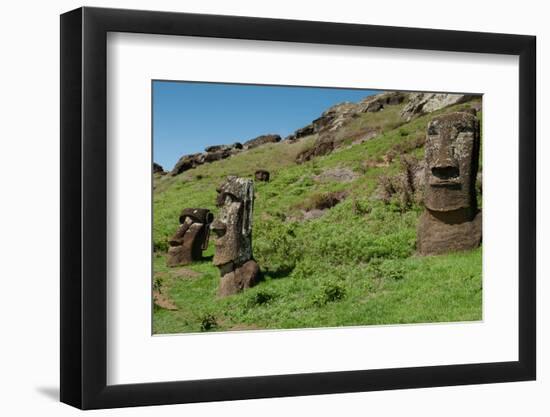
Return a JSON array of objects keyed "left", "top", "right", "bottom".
[
  {"left": 243, "top": 134, "right": 281, "bottom": 149},
  {"left": 417, "top": 112, "right": 481, "bottom": 255},
  {"left": 401, "top": 93, "right": 477, "bottom": 121},
  {"left": 417, "top": 209, "right": 482, "bottom": 255},
  {"left": 153, "top": 162, "right": 164, "bottom": 174},
  {"left": 423, "top": 112, "right": 480, "bottom": 212},
  {"left": 218, "top": 260, "right": 260, "bottom": 297},
  {"left": 166, "top": 208, "right": 213, "bottom": 266},
  {"left": 210, "top": 177, "right": 260, "bottom": 296}
]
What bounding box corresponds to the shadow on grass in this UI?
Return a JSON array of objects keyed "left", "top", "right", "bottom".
[{"left": 261, "top": 265, "right": 295, "bottom": 280}]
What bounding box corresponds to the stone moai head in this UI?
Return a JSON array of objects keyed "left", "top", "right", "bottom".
[
  {"left": 211, "top": 176, "right": 254, "bottom": 270},
  {"left": 255, "top": 169, "right": 270, "bottom": 182},
  {"left": 424, "top": 111, "right": 480, "bottom": 213},
  {"left": 166, "top": 208, "right": 213, "bottom": 267}
]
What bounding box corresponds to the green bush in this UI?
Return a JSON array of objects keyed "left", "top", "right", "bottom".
[
  {"left": 253, "top": 218, "right": 302, "bottom": 273},
  {"left": 366, "top": 258, "right": 406, "bottom": 281},
  {"left": 247, "top": 291, "right": 275, "bottom": 308},
  {"left": 199, "top": 314, "right": 217, "bottom": 332},
  {"left": 313, "top": 281, "right": 346, "bottom": 306},
  {"left": 153, "top": 239, "right": 169, "bottom": 253}
]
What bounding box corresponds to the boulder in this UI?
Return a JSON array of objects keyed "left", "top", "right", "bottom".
[
  {"left": 296, "top": 133, "right": 335, "bottom": 163},
  {"left": 254, "top": 169, "right": 270, "bottom": 182},
  {"left": 243, "top": 134, "right": 281, "bottom": 149},
  {"left": 153, "top": 162, "right": 164, "bottom": 174},
  {"left": 171, "top": 153, "right": 202, "bottom": 176}
]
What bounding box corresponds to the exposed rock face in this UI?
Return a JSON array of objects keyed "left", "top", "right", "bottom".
[
  {"left": 400, "top": 93, "right": 476, "bottom": 122},
  {"left": 210, "top": 177, "right": 260, "bottom": 297},
  {"left": 417, "top": 112, "right": 481, "bottom": 255},
  {"left": 166, "top": 208, "right": 214, "bottom": 266},
  {"left": 171, "top": 136, "right": 280, "bottom": 176},
  {"left": 255, "top": 169, "right": 270, "bottom": 182},
  {"left": 171, "top": 143, "right": 243, "bottom": 176},
  {"left": 294, "top": 92, "right": 409, "bottom": 163},
  {"left": 171, "top": 153, "right": 203, "bottom": 176},
  {"left": 295, "top": 133, "right": 336, "bottom": 163},
  {"left": 153, "top": 162, "right": 164, "bottom": 174},
  {"left": 243, "top": 134, "right": 281, "bottom": 149},
  {"left": 357, "top": 91, "right": 408, "bottom": 112}
]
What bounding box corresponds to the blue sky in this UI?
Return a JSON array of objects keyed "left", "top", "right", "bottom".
[{"left": 153, "top": 81, "right": 379, "bottom": 170}]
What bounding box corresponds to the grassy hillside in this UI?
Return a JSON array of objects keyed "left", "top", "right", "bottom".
[{"left": 153, "top": 98, "right": 483, "bottom": 334}]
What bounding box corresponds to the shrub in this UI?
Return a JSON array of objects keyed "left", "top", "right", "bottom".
[
  {"left": 296, "top": 191, "right": 348, "bottom": 211},
  {"left": 253, "top": 218, "right": 302, "bottom": 273},
  {"left": 153, "top": 239, "right": 169, "bottom": 253},
  {"left": 313, "top": 281, "right": 346, "bottom": 306},
  {"left": 199, "top": 314, "right": 217, "bottom": 332},
  {"left": 352, "top": 197, "right": 372, "bottom": 216},
  {"left": 247, "top": 291, "right": 275, "bottom": 308},
  {"left": 366, "top": 258, "right": 406, "bottom": 282},
  {"left": 153, "top": 276, "right": 163, "bottom": 294}
]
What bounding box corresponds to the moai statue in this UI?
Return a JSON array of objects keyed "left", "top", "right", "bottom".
[
  {"left": 210, "top": 176, "right": 260, "bottom": 297},
  {"left": 417, "top": 111, "right": 482, "bottom": 255},
  {"left": 166, "top": 208, "right": 213, "bottom": 266},
  {"left": 254, "top": 169, "right": 270, "bottom": 182}
]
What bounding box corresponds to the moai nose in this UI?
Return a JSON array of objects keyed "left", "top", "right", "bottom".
[
  {"left": 432, "top": 144, "right": 458, "bottom": 179},
  {"left": 210, "top": 220, "right": 227, "bottom": 237}
]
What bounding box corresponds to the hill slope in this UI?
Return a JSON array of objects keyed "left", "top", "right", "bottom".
[{"left": 152, "top": 93, "right": 483, "bottom": 334}]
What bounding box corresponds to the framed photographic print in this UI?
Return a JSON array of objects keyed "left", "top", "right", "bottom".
[{"left": 60, "top": 6, "right": 536, "bottom": 409}]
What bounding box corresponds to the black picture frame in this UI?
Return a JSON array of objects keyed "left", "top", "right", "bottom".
[{"left": 60, "top": 6, "right": 536, "bottom": 410}]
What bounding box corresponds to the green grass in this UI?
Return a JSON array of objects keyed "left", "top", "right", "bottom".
[{"left": 152, "top": 98, "right": 483, "bottom": 334}]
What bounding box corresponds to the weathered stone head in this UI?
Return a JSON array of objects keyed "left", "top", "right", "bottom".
[
  {"left": 424, "top": 111, "right": 480, "bottom": 213},
  {"left": 417, "top": 111, "right": 482, "bottom": 255},
  {"left": 166, "top": 208, "right": 213, "bottom": 267},
  {"left": 210, "top": 176, "right": 259, "bottom": 296},
  {"left": 255, "top": 169, "right": 270, "bottom": 182}
]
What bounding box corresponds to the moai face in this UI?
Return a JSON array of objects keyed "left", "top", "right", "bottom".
[
  {"left": 424, "top": 112, "right": 480, "bottom": 212},
  {"left": 210, "top": 177, "right": 254, "bottom": 270},
  {"left": 166, "top": 208, "right": 213, "bottom": 267}
]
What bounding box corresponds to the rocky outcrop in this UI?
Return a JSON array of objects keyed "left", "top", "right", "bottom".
[
  {"left": 170, "top": 143, "right": 243, "bottom": 176},
  {"left": 205, "top": 142, "right": 242, "bottom": 153},
  {"left": 153, "top": 162, "right": 165, "bottom": 174},
  {"left": 400, "top": 93, "right": 477, "bottom": 122},
  {"left": 294, "top": 92, "right": 410, "bottom": 163},
  {"left": 357, "top": 91, "right": 408, "bottom": 113},
  {"left": 243, "top": 134, "right": 281, "bottom": 149},
  {"left": 171, "top": 136, "right": 281, "bottom": 176},
  {"left": 171, "top": 153, "right": 202, "bottom": 176},
  {"left": 296, "top": 134, "right": 336, "bottom": 163}
]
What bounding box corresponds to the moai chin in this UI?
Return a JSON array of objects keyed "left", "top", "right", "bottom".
[
  {"left": 417, "top": 111, "right": 482, "bottom": 255},
  {"left": 210, "top": 176, "right": 260, "bottom": 297},
  {"left": 166, "top": 208, "right": 213, "bottom": 266}
]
